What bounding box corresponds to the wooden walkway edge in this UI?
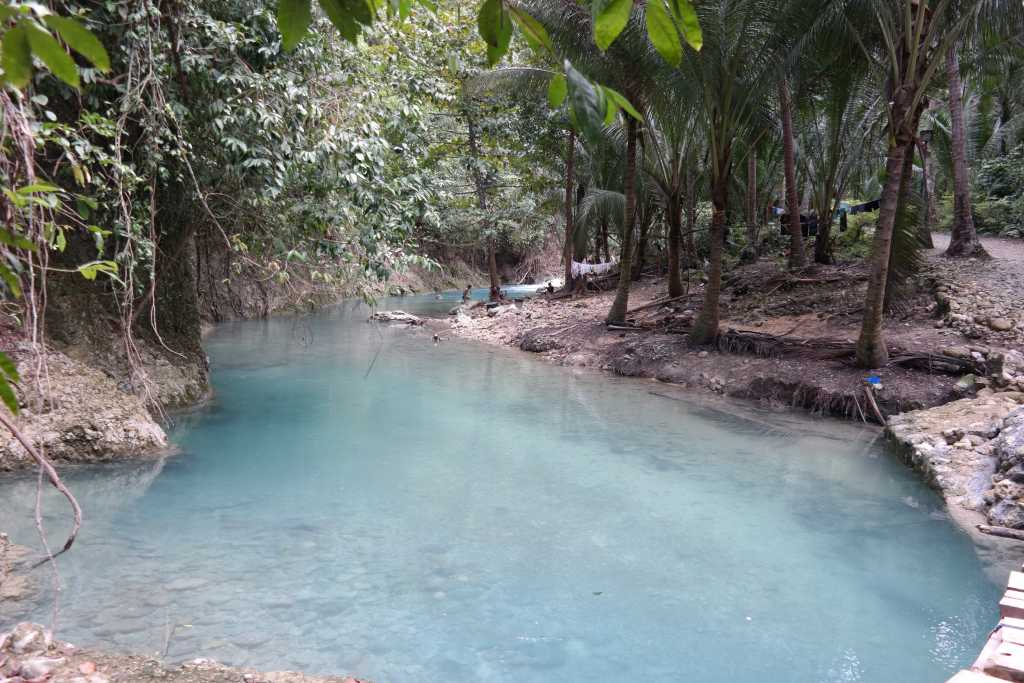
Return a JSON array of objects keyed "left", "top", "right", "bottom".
[{"left": 946, "top": 567, "right": 1024, "bottom": 682}]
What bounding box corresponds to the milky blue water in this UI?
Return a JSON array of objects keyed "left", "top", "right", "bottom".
[{"left": 0, "top": 294, "right": 1001, "bottom": 682}]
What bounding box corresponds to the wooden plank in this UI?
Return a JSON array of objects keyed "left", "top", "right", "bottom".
[
  {"left": 1009, "top": 572, "right": 1024, "bottom": 594},
  {"left": 1001, "top": 594, "right": 1024, "bottom": 620},
  {"left": 984, "top": 641, "right": 1024, "bottom": 681},
  {"left": 1003, "top": 618, "right": 1024, "bottom": 631},
  {"left": 946, "top": 671, "right": 1010, "bottom": 683},
  {"left": 1004, "top": 628, "right": 1024, "bottom": 647}
]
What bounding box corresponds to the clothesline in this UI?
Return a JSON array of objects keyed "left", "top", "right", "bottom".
[{"left": 571, "top": 260, "right": 617, "bottom": 278}]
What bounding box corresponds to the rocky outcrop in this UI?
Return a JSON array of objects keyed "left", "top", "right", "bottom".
[
  {"left": 989, "top": 408, "right": 1024, "bottom": 527},
  {"left": 0, "top": 622, "right": 369, "bottom": 683},
  {"left": 0, "top": 345, "right": 168, "bottom": 472},
  {"left": 888, "top": 390, "right": 1024, "bottom": 528}
]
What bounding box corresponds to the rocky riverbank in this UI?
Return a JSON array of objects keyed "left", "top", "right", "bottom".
[{"left": 0, "top": 622, "right": 368, "bottom": 683}]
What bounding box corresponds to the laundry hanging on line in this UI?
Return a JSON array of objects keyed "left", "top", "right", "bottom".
[
  {"left": 847, "top": 198, "right": 880, "bottom": 214},
  {"left": 571, "top": 260, "right": 617, "bottom": 279}
]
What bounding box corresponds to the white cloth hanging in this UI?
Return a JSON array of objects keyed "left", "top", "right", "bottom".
[{"left": 571, "top": 260, "right": 617, "bottom": 279}]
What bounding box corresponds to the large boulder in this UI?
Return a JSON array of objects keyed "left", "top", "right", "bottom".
[{"left": 989, "top": 408, "right": 1024, "bottom": 528}]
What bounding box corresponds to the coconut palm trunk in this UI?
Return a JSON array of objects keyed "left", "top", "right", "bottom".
[
  {"left": 562, "top": 127, "right": 576, "bottom": 291},
  {"left": 691, "top": 170, "right": 727, "bottom": 344},
  {"left": 745, "top": 148, "right": 758, "bottom": 259},
  {"left": 779, "top": 80, "right": 807, "bottom": 269},
  {"left": 667, "top": 197, "right": 683, "bottom": 296},
  {"left": 606, "top": 117, "right": 638, "bottom": 324},
  {"left": 856, "top": 140, "right": 910, "bottom": 367},
  {"left": 944, "top": 46, "right": 987, "bottom": 258}
]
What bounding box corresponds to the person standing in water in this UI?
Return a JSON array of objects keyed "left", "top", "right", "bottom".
[{"left": 462, "top": 284, "right": 472, "bottom": 302}]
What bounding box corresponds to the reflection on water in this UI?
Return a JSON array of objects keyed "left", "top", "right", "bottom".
[{"left": 0, "top": 295, "right": 1001, "bottom": 682}]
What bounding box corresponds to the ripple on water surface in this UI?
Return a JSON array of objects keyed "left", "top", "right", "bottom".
[{"left": 0, "top": 295, "right": 1002, "bottom": 682}]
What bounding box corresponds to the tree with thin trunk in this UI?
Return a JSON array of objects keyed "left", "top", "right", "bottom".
[
  {"left": 607, "top": 117, "right": 639, "bottom": 324},
  {"left": 945, "top": 44, "right": 988, "bottom": 258},
  {"left": 466, "top": 115, "right": 500, "bottom": 298},
  {"left": 745, "top": 147, "right": 758, "bottom": 259},
  {"left": 779, "top": 79, "right": 807, "bottom": 270},
  {"left": 562, "top": 127, "right": 577, "bottom": 290}
]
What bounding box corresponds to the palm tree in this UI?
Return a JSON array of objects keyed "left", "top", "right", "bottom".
[
  {"left": 944, "top": 42, "right": 988, "bottom": 257},
  {"left": 778, "top": 79, "right": 808, "bottom": 269},
  {"left": 848, "top": 0, "right": 995, "bottom": 367}
]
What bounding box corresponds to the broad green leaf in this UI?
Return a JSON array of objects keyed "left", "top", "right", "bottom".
[
  {"left": 43, "top": 16, "right": 110, "bottom": 71},
  {"left": 342, "top": 0, "right": 374, "bottom": 26},
  {"left": 53, "top": 226, "right": 66, "bottom": 252},
  {"left": 603, "top": 86, "right": 643, "bottom": 121},
  {"left": 507, "top": 7, "right": 551, "bottom": 52},
  {"left": 0, "top": 229, "right": 35, "bottom": 250},
  {"left": 645, "top": 0, "right": 681, "bottom": 66},
  {"left": 0, "top": 375, "right": 19, "bottom": 415},
  {"left": 565, "top": 61, "right": 603, "bottom": 142},
  {"left": 16, "top": 182, "right": 61, "bottom": 194},
  {"left": 547, "top": 73, "right": 567, "bottom": 108},
  {"left": 669, "top": 0, "right": 702, "bottom": 51},
  {"left": 76, "top": 260, "right": 119, "bottom": 281},
  {"left": 1, "top": 24, "right": 32, "bottom": 89},
  {"left": 277, "top": 0, "right": 312, "bottom": 51},
  {"left": 478, "top": 0, "right": 511, "bottom": 65},
  {"left": 0, "top": 351, "right": 19, "bottom": 382},
  {"left": 593, "top": 0, "right": 632, "bottom": 51},
  {"left": 25, "top": 21, "right": 79, "bottom": 88},
  {"left": 318, "top": 0, "right": 361, "bottom": 41},
  {"left": 0, "top": 263, "right": 22, "bottom": 297}
]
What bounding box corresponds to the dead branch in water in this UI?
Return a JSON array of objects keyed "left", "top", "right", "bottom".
[
  {"left": 977, "top": 524, "right": 1024, "bottom": 542},
  {"left": 0, "top": 412, "right": 83, "bottom": 567}
]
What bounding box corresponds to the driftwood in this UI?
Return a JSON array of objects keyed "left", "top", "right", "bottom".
[
  {"left": 863, "top": 386, "right": 887, "bottom": 425},
  {"left": 977, "top": 524, "right": 1024, "bottom": 542},
  {"left": 607, "top": 323, "right": 644, "bottom": 332}
]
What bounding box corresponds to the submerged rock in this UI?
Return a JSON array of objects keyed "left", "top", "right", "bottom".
[{"left": 369, "top": 310, "right": 423, "bottom": 325}]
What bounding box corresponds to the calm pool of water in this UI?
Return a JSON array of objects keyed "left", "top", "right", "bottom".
[{"left": 0, "top": 295, "right": 1000, "bottom": 682}]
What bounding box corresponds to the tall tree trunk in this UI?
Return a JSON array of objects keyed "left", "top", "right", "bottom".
[
  {"left": 924, "top": 144, "right": 939, "bottom": 233},
  {"left": 601, "top": 216, "right": 610, "bottom": 263},
  {"left": 691, "top": 169, "right": 727, "bottom": 344},
  {"left": 813, "top": 192, "right": 835, "bottom": 264},
  {"left": 883, "top": 143, "right": 918, "bottom": 309},
  {"left": 856, "top": 141, "right": 910, "bottom": 367},
  {"left": 632, "top": 212, "right": 649, "bottom": 281},
  {"left": 684, "top": 167, "right": 696, "bottom": 266},
  {"left": 562, "top": 127, "right": 576, "bottom": 290},
  {"left": 667, "top": 198, "right": 683, "bottom": 296},
  {"left": 917, "top": 141, "right": 934, "bottom": 248},
  {"left": 606, "top": 118, "right": 638, "bottom": 324},
  {"left": 467, "top": 116, "right": 500, "bottom": 298},
  {"left": 779, "top": 80, "right": 807, "bottom": 269},
  {"left": 945, "top": 46, "right": 987, "bottom": 258},
  {"left": 745, "top": 148, "right": 758, "bottom": 259}
]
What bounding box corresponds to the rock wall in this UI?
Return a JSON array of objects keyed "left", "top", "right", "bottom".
[{"left": 887, "top": 347, "right": 1024, "bottom": 529}]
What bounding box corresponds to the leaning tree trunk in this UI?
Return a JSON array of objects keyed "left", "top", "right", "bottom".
[
  {"left": 744, "top": 148, "right": 757, "bottom": 260},
  {"left": 606, "top": 117, "right": 638, "bottom": 324},
  {"left": 856, "top": 141, "right": 910, "bottom": 368},
  {"left": 690, "top": 168, "right": 728, "bottom": 344},
  {"left": 883, "top": 143, "right": 918, "bottom": 310},
  {"left": 667, "top": 198, "right": 683, "bottom": 297},
  {"left": 945, "top": 46, "right": 987, "bottom": 258},
  {"left": 562, "top": 127, "right": 576, "bottom": 291},
  {"left": 779, "top": 80, "right": 807, "bottom": 270}
]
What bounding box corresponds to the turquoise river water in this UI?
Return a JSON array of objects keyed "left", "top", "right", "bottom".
[{"left": 0, "top": 293, "right": 1003, "bottom": 682}]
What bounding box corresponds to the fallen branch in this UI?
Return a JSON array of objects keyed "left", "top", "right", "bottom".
[
  {"left": 626, "top": 294, "right": 687, "bottom": 314},
  {"left": 607, "top": 323, "right": 644, "bottom": 332},
  {"left": 977, "top": 524, "right": 1024, "bottom": 542},
  {"left": 0, "top": 412, "right": 82, "bottom": 567},
  {"left": 863, "top": 385, "right": 887, "bottom": 425}
]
